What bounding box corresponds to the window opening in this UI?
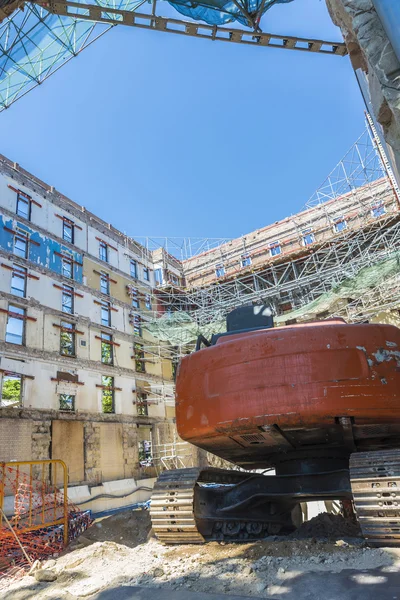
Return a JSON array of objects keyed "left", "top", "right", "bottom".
[
  {"left": 11, "top": 265, "right": 27, "bottom": 298},
  {"left": 6, "top": 305, "right": 25, "bottom": 345},
  {"left": 137, "top": 392, "right": 148, "bottom": 416},
  {"left": 60, "top": 321, "right": 75, "bottom": 356},
  {"left": 334, "top": 218, "right": 347, "bottom": 233},
  {"left": 59, "top": 393, "right": 75, "bottom": 411},
  {"left": 134, "top": 343, "right": 145, "bottom": 373},
  {"left": 101, "top": 375, "right": 114, "bottom": 413},
  {"left": 62, "top": 286, "right": 74, "bottom": 314},
  {"left": 371, "top": 204, "right": 386, "bottom": 218},
  {"left": 269, "top": 241, "right": 281, "bottom": 257},
  {"left": 130, "top": 260, "right": 137, "bottom": 278},
  {"left": 241, "top": 254, "right": 251, "bottom": 267},
  {"left": 1, "top": 373, "right": 22, "bottom": 407},
  {"left": 99, "top": 241, "right": 108, "bottom": 262},
  {"left": 302, "top": 229, "right": 315, "bottom": 246},
  {"left": 100, "top": 273, "right": 110, "bottom": 295},
  {"left": 215, "top": 264, "right": 225, "bottom": 278},
  {"left": 101, "top": 333, "right": 113, "bottom": 365},
  {"left": 14, "top": 234, "right": 27, "bottom": 258},
  {"left": 16, "top": 194, "right": 31, "bottom": 220},
  {"left": 154, "top": 268, "right": 163, "bottom": 285},
  {"left": 62, "top": 220, "right": 74, "bottom": 244},
  {"left": 133, "top": 314, "right": 142, "bottom": 336},
  {"left": 131, "top": 288, "right": 139, "bottom": 309},
  {"left": 101, "top": 301, "right": 111, "bottom": 326},
  {"left": 62, "top": 257, "right": 73, "bottom": 279}
]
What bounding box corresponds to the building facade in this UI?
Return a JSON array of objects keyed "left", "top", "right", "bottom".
[{"left": 0, "top": 154, "right": 178, "bottom": 491}]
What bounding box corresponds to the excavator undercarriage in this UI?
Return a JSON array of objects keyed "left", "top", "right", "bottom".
[{"left": 150, "top": 450, "right": 400, "bottom": 546}]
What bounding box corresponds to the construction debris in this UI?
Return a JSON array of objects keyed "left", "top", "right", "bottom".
[{"left": 2, "top": 510, "right": 400, "bottom": 598}]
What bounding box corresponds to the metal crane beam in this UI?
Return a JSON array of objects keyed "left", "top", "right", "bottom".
[{"left": 37, "top": 0, "right": 348, "bottom": 56}]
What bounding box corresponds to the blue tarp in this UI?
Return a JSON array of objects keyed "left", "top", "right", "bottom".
[{"left": 168, "top": 0, "right": 294, "bottom": 27}]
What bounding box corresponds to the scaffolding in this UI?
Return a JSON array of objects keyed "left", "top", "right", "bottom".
[{"left": 141, "top": 120, "right": 400, "bottom": 367}]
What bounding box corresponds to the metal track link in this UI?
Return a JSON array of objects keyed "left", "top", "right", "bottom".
[
  {"left": 150, "top": 468, "right": 205, "bottom": 544},
  {"left": 350, "top": 449, "right": 400, "bottom": 546}
]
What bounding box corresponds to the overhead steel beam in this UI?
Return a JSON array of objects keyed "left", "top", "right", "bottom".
[{"left": 37, "top": 0, "right": 348, "bottom": 56}]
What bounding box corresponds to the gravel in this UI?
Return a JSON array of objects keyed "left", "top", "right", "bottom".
[{"left": 2, "top": 510, "right": 399, "bottom": 599}]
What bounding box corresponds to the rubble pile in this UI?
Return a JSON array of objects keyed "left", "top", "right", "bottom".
[{"left": 2, "top": 510, "right": 399, "bottom": 599}]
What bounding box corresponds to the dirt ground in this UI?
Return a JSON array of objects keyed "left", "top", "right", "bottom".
[{"left": 3, "top": 510, "right": 400, "bottom": 599}]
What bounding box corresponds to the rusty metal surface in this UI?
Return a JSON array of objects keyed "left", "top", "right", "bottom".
[{"left": 176, "top": 322, "right": 400, "bottom": 469}]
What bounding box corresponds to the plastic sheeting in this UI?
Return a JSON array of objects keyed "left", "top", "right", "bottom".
[{"left": 168, "top": 0, "right": 294, "bottom": 27}]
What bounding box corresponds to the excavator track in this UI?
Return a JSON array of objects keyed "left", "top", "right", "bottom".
[
  {"left": 350, "top": 449, "right": 400, "bottom": 546},
  {"left": 150, "top": 468, "right": 205, "bottom": 544},
  {"left": 150, "top": 467, "right": 305, "bottom": 544}
]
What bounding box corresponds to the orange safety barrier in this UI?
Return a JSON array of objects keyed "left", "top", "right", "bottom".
[{"left": 0, "top": 460, "right": 92, "bottom": 583}]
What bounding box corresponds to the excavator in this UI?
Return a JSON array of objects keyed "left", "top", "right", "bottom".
[{"left": 150, "top": 305, "right": 400, "bottom": 546}]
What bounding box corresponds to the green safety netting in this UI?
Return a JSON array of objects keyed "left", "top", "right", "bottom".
[
  {"left": 143, "top": 311, "right": 226, "bottom": 346},
  {"left": 274, "top": 252, "right": 400, "bottom": 324}
]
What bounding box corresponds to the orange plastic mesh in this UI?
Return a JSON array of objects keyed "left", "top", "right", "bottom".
[{"left": 0, "top": 463, "right": 92, "bottom": 584}]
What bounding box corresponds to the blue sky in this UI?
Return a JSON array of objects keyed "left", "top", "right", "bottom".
[{"left": 0, "top": 0, "right": 365, "bottom": 240}]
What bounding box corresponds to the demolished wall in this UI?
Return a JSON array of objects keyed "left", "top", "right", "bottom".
[{"left": 326, "top": 0, "right": 400, "bottom": 175}]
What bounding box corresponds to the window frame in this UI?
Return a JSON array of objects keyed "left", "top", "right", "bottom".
[
  {"left": 100, "top": 273, "right": 110, "bottom": 295},
  {"left": 100, "top": 301, "right": 111, "bottom": 327},
  {"left": 62, "top": 257, "right": 73, "bottom": 279},
  {"left": 130, "top": 260, "right": 138, "bottom": 279},
  {"left": 269, "top": 241, "right": 281, "bottom": 257},
  {"left": 14, "top": 234, "right": 28, "bottom": 259},
  {"left": 302, "top": 229, "right": 315, "bottom": 246},
  {"left": 59, "top": 393, "right": 75, "bottom": 411},
  {"left": 241, "top": 254, "right": 251, "bottom": 268},
  {"left": 62, "top": 220, "right": 74, "bottom": 244},
  {"left": 101, "top": 333, "right": 114, "bottom": 365},
  {"left": 62, "top": 285, "right": 74, "bottom": 314},
  {"left": 154, "top": 268, "right": 163, "bottom": 285},
  {"left": 99, "top": 241, "right": 108, "bottom": 262},
  {"left": 215, "top": 264, "right": 225, "bottom": 278},
  {"left": 101, "top": 375, "right": 115, "bottom": 413},
  {"left": 371, "top": 204, "right": 386, "bottom": 218},
  {"left": 143, "top": 266, "right": 150, "bottom": 281},
  {"left": 5, "top": 305, "right": 26, "bottom": 345},
  {"left": 16, "top": 194, "right": 31, "bottom": 221},
  {"left": 137, "top": 392, "right": 148, "bottom": 416},
  {"left": 134, "top": 343, "right": 145, "bottom": 373},
  {"left": 11, "top": 265, "right": 27, "bottom": 298},
  {"left": 60, "top": 321, "right": 76, "bottom": 357},
  {"left": 334, "top": 218, "right": 347, "bottom": 233}
]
